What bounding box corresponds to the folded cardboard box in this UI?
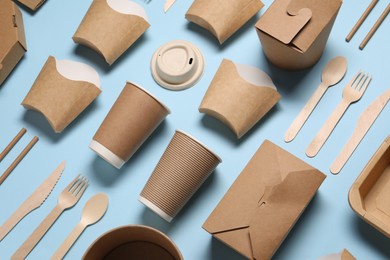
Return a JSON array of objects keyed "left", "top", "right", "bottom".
[
  {"left": 255, "top": 0, "right": 342, "bottom": 70},
  {"left": 349, "top": 135, "right": 390, "bottom": 238},
  {"left": 16, "top": 0, "right": 45, "bottom": 11},
  {"left": 0, "top": 0, "right": 27, "bottom": 86},
  {"left": 203, "top": 140, "right": 326, "bottom": 259}
]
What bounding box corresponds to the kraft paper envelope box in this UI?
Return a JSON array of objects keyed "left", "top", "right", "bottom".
[
  {"left": 203, "top": 140, "right": 326, "bottom": 259},
  {"left": 22, "top": 56, "right": 102, "bottom": 133},
  {"left": 185, "top": 0, "right": 264, "bottom": 44},
  {"left": 73, "top": 0, "right": 150, "bottom": 65},
  {"left": 199, "top": 59, "right": 281, "bottom": 138},
  {"left": 0, "top": 0, "right": 27, "bottom": 86},
  {"left": 318, "top": 249, "right": 356, "bottom": 260},
  {"left": 16, "top": 0, "right": 45, "bottom": 11},
  {"left": 255, "top": 0, "right": 342, "bottom": 70},
  {"left": 349, "top": 135, "right": 390, "bottom": 238}
]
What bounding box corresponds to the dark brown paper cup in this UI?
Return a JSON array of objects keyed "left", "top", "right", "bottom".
[
  {"left": 90, "top": 81, "right": 170, "bottom": 169},
  {"left": 139, "top": 130, "right": 222, "bottom": 222}
]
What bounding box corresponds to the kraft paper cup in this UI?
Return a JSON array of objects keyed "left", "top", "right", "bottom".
[
  {"left": 139, "top": 130, "right": 222, "bottom": 222},
  {"left": 90, "top": 81, "right": 170, "bottom": 169},
  {"left": 83, "top": 225, "right": 183, "bottom": 260}
]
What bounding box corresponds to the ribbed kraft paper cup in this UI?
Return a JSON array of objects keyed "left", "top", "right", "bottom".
[
  {"left": 139, "top": 130, "right": 222, "bottom": 222},
  {"left": 90, "top": 81, "right": 170, "bottom": 169}
]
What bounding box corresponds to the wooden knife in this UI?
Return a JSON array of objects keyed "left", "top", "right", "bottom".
[
  {"left": 0, "top": 161, "right": 65, "bottom": 241},
  {"left": 331, "top": 89, "right": 390, "bottom": 174},
  {"left": 164, "top": 0, "right": 176, "bottom": 12}
]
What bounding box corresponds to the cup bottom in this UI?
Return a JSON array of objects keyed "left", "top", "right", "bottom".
[
  {"left": 89, "top": 140, "right": 125, "bottom": 169},
  {"left": 139, "top": 196, "right": 173, "bottom": 222}
]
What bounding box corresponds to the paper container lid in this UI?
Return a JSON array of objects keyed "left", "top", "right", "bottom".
[{"left": 151, "top": 40, "right": 204, "bottom": 91}]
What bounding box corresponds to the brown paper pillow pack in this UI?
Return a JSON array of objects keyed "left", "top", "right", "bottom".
[
  {"left": 22, "top": 56, "right": 102, "bottom": 133},
  {"left": 0, "top": 0, "right": 27, "bottom": 86},
  {"left": 73, "top": 0, "right": 150, "bottom": 65},
  {"left": 255, "top": 0, "right": 342, "bottom": 70},
  {"left": 185, "top": 0, "right": 264, "bottom": 44},
  {"left": 199, "top": 59, "right": 281, "bottom": 138},
  {"left": 203, "top": 140, "right": 326, "bottom": 259},
  {"left": 349, "top": 135, "right": 390, "bottom": 238},
  {"left": 16, "top": 0, "right": 45, "bottom": 11}
]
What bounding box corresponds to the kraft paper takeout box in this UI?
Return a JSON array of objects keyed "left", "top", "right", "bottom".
[
  {"left": 199, "top": 59, "right": 281, "bottom": 138},
  {"left": 185, "top": 0, "right": 264, "bottom": 44},
  {"left": 22, "top": 56, "right": 102, "bottom": 133},
  {"left": 0, "top": 0, "right": 27, "bottom": 86},
  {"left": 318, "top": 249, "right": 356, "bottom": 260},
  {"left": 203, "top": 140, "right": 326, "bottom": 259},
  {"left": 16, "top": 0, "right": 45, "bottom": 11},
  {"left": 73, "top": 0, "right": 150, "bottom": 65},
  {"left": 349, "top": 135, "right": 390, "bottom": 238},
  {"left": 255, "top": 0, "right": 342, "bottom": 70}
]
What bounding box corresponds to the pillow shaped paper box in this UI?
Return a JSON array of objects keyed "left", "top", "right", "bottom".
[
  {"left": 255, "top": 0, "right": 342, "bottom": 70},
  {"left": 0, "top": 0, "right": 27, "bottom": 86},
  {"left": 349, "top": 135, "right": 390, "bottom": 238}
]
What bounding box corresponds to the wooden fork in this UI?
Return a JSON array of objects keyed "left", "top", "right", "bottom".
[
  {"left": 306, "top": 71, "right": 372, "bottom": 157},
  {"left": 11, "top": 175, "right": 88, "bottom": 260}
]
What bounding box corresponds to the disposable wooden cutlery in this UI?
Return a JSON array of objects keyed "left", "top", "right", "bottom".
[
  {"left": 51, "top": 193, "right": 109, "bottom": 260},
  {"left": 331, "top": 88, "right": 390, "bottom": 174},
  {"left": 306, "top": 71, "right": 372, "bottom": 158},
  {"left": 285, "top": 57, "right": 347, "bottom": 142},
  {"left": 0, "top": 162, "right": 65, "bottom": 241},
  {"left": 11, "top": 175, "right": 88, "bottom": 260}
]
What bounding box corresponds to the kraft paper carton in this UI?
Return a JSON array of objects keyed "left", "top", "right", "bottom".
[
  {"left": 255, "top": 0, "right": 342, "bottom": 70},
  {"left": 22, "top": 56, "right": 102, "bottom": 133},
  {"left": 186, "top": 0, "right": 264, "bottom": 44},
  {"left": 140, "top": 130, "right": 221, "bottom": 222},
  {"left": 203, "top": 140, "right": 326, "bottom": 259},
  {"left": 318, "top": 249, "right": 356, "bottom": 260},
  {"left": 90, "top": 82, "right": 170, "bottom": 169},
  {"left": 0, "top": 0, "right": 27, "bottom": 86},
  {"left": 349, "top": 135, "right": 390, "bottom": 238},
  {"left": 199, "top": 59, "right": 281, "bottom": 138},
  {"left": 73, "top": 0, "right": 150, "bottom": 65},
  {"left": 16, "top": 0, "right": 45, "bottom": 11}
]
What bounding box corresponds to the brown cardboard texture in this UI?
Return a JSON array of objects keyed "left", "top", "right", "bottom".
[
  {"left": 83, "top": 225, "right": 183, "bottom": 260},
  {"left": 16, "top": 0, "right": 45, "bottom": 11},
  {"left": 255, "top": 0, "right": 342, "bottom": 70},
  {"left": 0, "top": 0, "right": 27, "bottom": 86},
  {"left": 140, "top": 130, "right": 221, "bottom": 222},
  {"left": 73, "top": 0, "right": 150, "bottom": 65},
  {"left": 91, "top": 82, "right": 170, "bottom": 169},
  {"left": 186, "top": 0, "right": 264, "bottom": 44},
  {"left": 341, "top": 249, "right": 356, "bottom": 260},
  {"left": 22, "top": 56, "right": 101, "bottom": 133},
  {"left": 203, "top": 140, "right": 326, "bottom": 259},
  {"left": 349, "top": 135, "right": 390, "bottom": 237},
  {"left": 319, "top": 249, "right": 356, "bottom": 260},
  {"left": 199, "top": 59, "right": 281, "bottom": 138}
]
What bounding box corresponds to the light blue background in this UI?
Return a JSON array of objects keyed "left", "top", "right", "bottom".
[{"left": 0, "top": 0, "right": 389, "bottom": 259}]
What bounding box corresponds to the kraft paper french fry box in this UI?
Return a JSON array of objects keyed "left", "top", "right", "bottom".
[
  {"left": 318, "top": 249, "right": 356, "bottom": 260},
  {"left": 203, "top": 140, "right": 326, "bottom": 260},
  {"left": 90, "top": 82, "right": 170, "bottom": 169},
  {"left": 255, "top": 0, "right": 342, "bottom": 70},
  {"left": 73, "top": 0, "right": 150, "bottom": 65},
  {"left": 199, "top": 59, "right": 281, "bottom": 138},
  {"left": 349, "top": 135, "right": 390, "bottom": 238},
  {"left": 16, "top": 0, "right": 45, "bottom": 11},
  {"left": 0, "top": 0, "right": 27, "bottom": 86},
  {"left": 140, "top": 130, "right": 221, "bottom": 222},
  {"left": 22, "top": 56, "right": 101, "bottom": 133},
  {"left": 185, "top": 0, "right": 264, "bottom": 44}
]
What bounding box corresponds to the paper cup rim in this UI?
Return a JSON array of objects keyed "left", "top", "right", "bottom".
[
  {"left": 126, "top": 81, "right": 171, "bottom": 114},
  {"left": 175, "top": 130, "right": 222, "bottom": 162},
  {"left": 89, "top": 140, "right": 125, "bottom": 169},
  {"left": 139, "top": 196, "right": 173, "bottom": 222}
]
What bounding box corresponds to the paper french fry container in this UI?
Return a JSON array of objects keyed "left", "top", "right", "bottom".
[
  {"left": 22, "top": 56, "right": 101, "bottom": 133},
  {"left": 199, "top": 59, "right": 281, "bottom": 139},
  {"left": 90, "top": 82, "right": 170, "bottom": 169},
  {"left": 203, "top": 140, "right": 326, "bottom": 259},
  {"left": 185, "top": 0, "right": 264, "bottom": 44},
  {"left": 83, "top": 225, "right": 183, "bottom": 260},
  {"left": 16, "top": 0, "right": 45, "bottom": 11},
  {"left": 73, "top": 0, "right": 150, "bottom": 65},
  {"left": 349, "top": 135, "right": 390, "bottom": 238},
  {"left": 139, "top": 130, "right": 222, "bottom": 222},
  {"left": 0, "top": 0, "right": 27, "bottom": 86},
  {"left": 255, "top": 0, "right": 342, "bottom": 70}
]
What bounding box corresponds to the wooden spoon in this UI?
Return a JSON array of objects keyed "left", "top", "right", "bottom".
[
  {"left": 284, "top": 56, "right": 347, "bottom": 142},
  {"left": 50, "top": 193, "right": 108, "bottom": 260}
]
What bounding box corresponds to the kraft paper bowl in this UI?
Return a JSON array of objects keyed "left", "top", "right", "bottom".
[{"left": 83, "top": 225, "right": 183, "bottom": 260}]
